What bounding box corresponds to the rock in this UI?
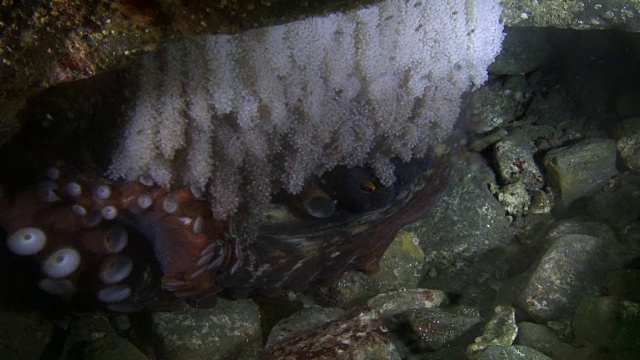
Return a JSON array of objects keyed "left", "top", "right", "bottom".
[
  {"left": 546, "top": 218, "right": 617, "bottom": 242},
  {"left": 60, "top": 314, "right": 146, "bottom": 360},
  {"left": 494, "top": 130, "right": 544, "bottom": 191},
  {"left": 605, "top": 269, "right": 640, "bottom": 302},
  {"left": 544, "top": 138, "right": 618, "bottom": 206},
  {"left": 528, "top": 189, "right": 553, "bottom": 215},
  {"left": 494, "top": 180, "right": 530, "bottom": 217},
  {"left": 264, "top": 289, "right": 447, "bottom": 360},
  {"left": 466, "top": 304, "right": 518, "bottom": 359},
  {"left": 573, "top": 296, "right": 640, "bottom": 356},
  {"left": 468, "top": 81, "right": 525, "bottom": 134},
  {"left": 488, "top": 27, "right": 552, "bottom": 75},
  {"left": 616, "top": 93, "right": 640, "bottom": 117},
  {"left": 478, "top": 345, "right": 552, "bottom": 360},
  {"left": 502, "top": 0, "right": 640, "bottom": 31},
  {"left": 551, "top": 342, "right": 617, "bottom": 360},
  {"left": 314, "top": 229, "right": 425, "bottom": 306},
  {"left": 262, "top": 307, "right": 401, "bottom": 360},
  {"left": 469, "top": 128, "right": 508, "bottom": 152},
  {"left": 615, "top": 117, "right": 640, "bottom": 172},
  {"left": 515, "top": 322, "right": 562, "bottom": 357},
  {"left": 266, "top": 305, "right": 345, "bottom": 347},
  {"left": 0, "top": 310, "right": 54, "bottom": 360},
  {"left": 79, "top": 332, "right": 147, "bottom": 360},
  {"left": 411, "top": 154, "right": 513, "bottom": 280},
  {"left": 151, "top": 299, "right": 262, "bottom": 360},
  {"left": 403, "top": 306, "right": 482, "bottom": 351},
  {"left": 366, "top": 288, "right": 449, "bottom": 317},
  {"left": 584, "top": 177, "right": 640, "bottom": 230},
  {"left": 513, "top": 227, "right": 614, "bottom": 322},
  {"left": 372, "top": 230, "right": 425, "bottom": 289}
]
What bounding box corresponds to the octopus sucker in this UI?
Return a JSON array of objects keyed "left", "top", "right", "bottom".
[
  {"left": 7, "top": 227, "right": 47, "bottom": 256},
  {"left": 42, "top": 247, "right": 81, "bottom": 279},
  {"left": 38, "top": 278, "right": 76, "bottom": 296},
  {"left": 99, "top": 254, "right": 134, "bottom": 284}
]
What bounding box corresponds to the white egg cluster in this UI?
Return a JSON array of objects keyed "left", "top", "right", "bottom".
[{"left": 108, "top": 0, "right": 504, "bottom": 217}]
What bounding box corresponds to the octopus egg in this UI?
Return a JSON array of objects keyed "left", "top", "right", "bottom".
[
  {"left": 101, "top": 206, "right": 118, "bottom": 220},
  {"left": 99, "top": 255, "right": 133, "bottom": 284},
  {"left": 7, "top": 227, "right": 47, "bottom": 256},
  {"left": 38, "top": 278, "right": 76, "bottom": 295},
  {"left": 104, "top": 225, "right": 128, "bottom": 253},
  {"left": 97, "top": 284, "right": 132, "bottom": 303},
  {"left": 43, "top": 248, "right": 81, "bottom": 278},
  {"left": 95, "top": 185, "right": 112, "bottom": 200}
]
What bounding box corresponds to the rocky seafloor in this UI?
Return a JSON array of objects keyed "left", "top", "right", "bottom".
[{"left": 2, "top": 19, "right": 640, "bottom": 360}]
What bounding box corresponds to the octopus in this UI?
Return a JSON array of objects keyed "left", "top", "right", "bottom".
[
  {"left": 0, "top": 130, "right": 455, "bottom": 312},
  {"left": 0, "top": 0, "right": 481, "bottom": 311}
]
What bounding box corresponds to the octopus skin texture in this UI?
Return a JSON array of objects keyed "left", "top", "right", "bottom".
[{"left": 0, "top": 151, "right": 453, "bottom": 312}]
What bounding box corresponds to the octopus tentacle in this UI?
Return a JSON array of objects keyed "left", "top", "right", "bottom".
[{"left": 1, "top": 163, "right": 233, "bottom": 310}]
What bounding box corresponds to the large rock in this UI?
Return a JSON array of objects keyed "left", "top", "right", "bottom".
[
  {"left": 263, "top": 307, "right": 402, "bottom": 360},
  {"left": 616, "top": 117, "right": 640, "bottom": 172},
  {"left": 515, "top": 322, "right": 562, "bottom": 357},
  {"left": 60, "top": 314, "right": 146, "bottom": 360},
  {"left": 0, "top": 309, "right": 54, "bottom": 360},
  {"left": 151, "top": 299, "right": 262, "bottom": 360},
  {"left": 478, "top": 345, "right": 552, "bottom": 360},
  {"left": 573, "top": 296, "right": 640, "bottom": 357},
  {"left": 315, "top": 229, "right": 425, "bottom": 306},
  {"left": 265, "top": 305, "right": 346, "bottom": 347},
  {"left": 411, "top": 154, "right": 513, "bottom": 277},
  {"left": 544, "top": 138, "right": 618, "bottom": 207},
  {"left": 494, "top": 130, "right": 544, "bottom": 191},
  {"left": 509, "top": 221, "right": 616, "bottom": 322},
  {"left": 467, "top": 304, "right": 518, "bottom": 359},
  {"left": 403, "top": 306, "right": 482, "bottom": 351}
]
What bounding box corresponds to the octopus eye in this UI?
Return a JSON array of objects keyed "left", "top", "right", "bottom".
[{"left": 359, "top": 180, "right": 377, "bottom": 193}]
